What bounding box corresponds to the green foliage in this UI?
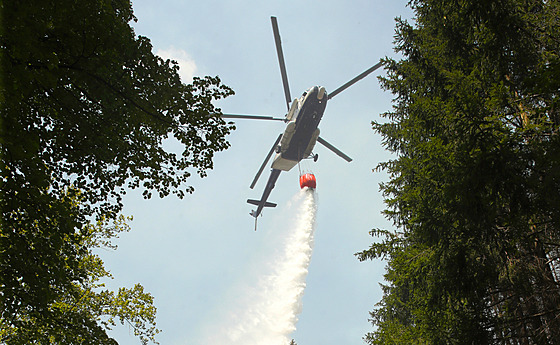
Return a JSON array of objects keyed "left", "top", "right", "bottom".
[
  {"left": 1, "top": 215, "right": 160, "bottom": 345},
  {"left": 360, "top": 0, "right": 560, "bottom": 343},
  {"left": 1, "top": 0, "right": 235, "bottom": 217},
  {"left": 1, "top": 0, "right": 235, "bottom": 343}
]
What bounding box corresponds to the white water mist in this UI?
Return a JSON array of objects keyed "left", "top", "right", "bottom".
[{"left": 212, "top": 189, "right": 318, "bottom": 345}]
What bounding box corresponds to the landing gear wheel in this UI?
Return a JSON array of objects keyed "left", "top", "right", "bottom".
[
  {"left": 313, "top": 154, "right": 319, "bottom": 162},
  {"left": 275, "top": 145, "right": 281, "bottom": 153}
]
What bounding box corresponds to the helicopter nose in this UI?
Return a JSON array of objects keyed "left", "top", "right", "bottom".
[{"left": 317, "top": 86, "right": 326, "bottom": 100}]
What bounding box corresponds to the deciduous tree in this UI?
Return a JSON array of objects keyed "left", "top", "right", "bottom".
[
  {"left": 1, "top": 214, "right": 159, "bottom": 345},
  {"left": 1, "top": 0, "right": 234, "bottom": 342}
]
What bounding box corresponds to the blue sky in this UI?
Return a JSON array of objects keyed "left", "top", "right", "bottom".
[{"left": 100, "top": 1, "right": 413, "bottom": 344}]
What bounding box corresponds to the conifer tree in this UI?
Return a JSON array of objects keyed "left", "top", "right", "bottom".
[{"left": 359, "top": 0, "right": 560, "bottom": 343}]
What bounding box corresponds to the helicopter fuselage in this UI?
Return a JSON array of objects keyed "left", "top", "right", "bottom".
[{"left": 271, "top": 85, "right": 327, "bottom": 171}]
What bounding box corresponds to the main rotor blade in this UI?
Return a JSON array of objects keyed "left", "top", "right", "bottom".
[
  {"left": 222, "top": 114, "right": 286, "bottom": 122},
  {"left": 328, "top": 61, "right": 383, "bottom": 100},
  {"left": 271, "top": 16, "right": 292, "bottom": 111},
  {"left": 250, "top": 133, "right": 283, "bottom": 189},
  {"left": 317, "top": 136, "right": 353, "bottom": 162}
]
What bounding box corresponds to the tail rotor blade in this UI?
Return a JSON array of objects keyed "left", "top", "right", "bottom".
[
  {"left": 328, "top": 61, "right": 383, "bottom": 100},
  {"left": 250, "top": 133, "right": 283, "bottom": 189},
  {"left": 317, "top": 136, "right": 353, "bottom": 162},
  {"left": 271, "top": 16, "right": 292, "bottom": 111}
]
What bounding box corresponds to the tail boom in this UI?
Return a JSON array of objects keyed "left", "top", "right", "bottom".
[{"left": 248, "top": 169, "right": 282, "bottom": 222}]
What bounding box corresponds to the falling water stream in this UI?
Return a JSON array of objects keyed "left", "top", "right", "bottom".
[{"left": 218, "top": 188, "right": 318, "bottom": 345}]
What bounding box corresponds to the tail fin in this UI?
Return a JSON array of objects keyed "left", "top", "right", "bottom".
[{"left": 247, "top": 199, "right": 277, "bottom": 208}]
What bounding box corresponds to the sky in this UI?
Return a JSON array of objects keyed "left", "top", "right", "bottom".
[{"left": 99, "top": 1, "right": 414, "bottom": 344}]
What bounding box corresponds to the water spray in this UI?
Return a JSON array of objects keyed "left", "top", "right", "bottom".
[{"left": 217, "top": 188, "right": 318, "bottom": 345}]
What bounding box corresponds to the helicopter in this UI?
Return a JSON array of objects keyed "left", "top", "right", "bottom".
[{"left": 222, "top": 16, "right": 382, "bottom": 228}]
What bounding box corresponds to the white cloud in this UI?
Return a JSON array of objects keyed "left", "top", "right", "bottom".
[{"left": 157, "top": 46, "right": 197, "bottom": 83}]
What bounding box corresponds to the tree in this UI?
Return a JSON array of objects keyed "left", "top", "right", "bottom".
[
  {"left": 1, "top": 0, "right": 234, "bottom": 216},
  {"left": 1, "top": 214, "right": 159, "bottom": 345},
  {"left": 1, "top": 0, "right": 234, "bottom": 342},
  {"left": 359, "top": 0, "right": 560, "bottom": 343}
]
